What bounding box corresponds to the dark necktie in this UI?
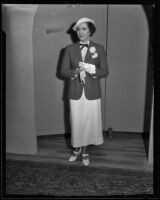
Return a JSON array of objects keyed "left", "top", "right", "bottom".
[{"left": 80, "top": 43, "right": 89, "bottom": 50}]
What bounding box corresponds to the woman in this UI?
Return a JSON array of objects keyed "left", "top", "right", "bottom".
[{"left": 61, "top": 17, "right": 109, "bottom": 166}]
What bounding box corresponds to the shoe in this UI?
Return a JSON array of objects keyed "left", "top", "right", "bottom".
[
  {"left": 68, "top": 147, "right": 82, "bottom": 162},
  {"left": 81, "top": 154, "right": 89, "bottom": 166}
]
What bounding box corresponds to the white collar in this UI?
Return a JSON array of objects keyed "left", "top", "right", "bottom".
[{"left": 80, "top": 40, "right": 90, "bottom": 45}]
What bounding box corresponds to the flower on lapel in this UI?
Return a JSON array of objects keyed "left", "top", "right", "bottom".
[
  {"left": 89, "top": 46, "right": 98, "bottom": 59},
  {"left": 89, "top": 46, "right": 96, "bottom": 54},
  {"left": 92, "top": 52, "right": 98, "bottom": 58}
]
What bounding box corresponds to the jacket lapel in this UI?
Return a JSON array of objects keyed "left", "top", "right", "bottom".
[{"left": 74, "top": 42, "right": 83, "bottom": 62}]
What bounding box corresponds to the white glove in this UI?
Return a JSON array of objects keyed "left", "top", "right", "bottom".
[
  {"left": 86, "top": 64, "right": 96, "bottom": 74},
  {"left": 79, "top": 62, "right": 96, "bottom": 74}
]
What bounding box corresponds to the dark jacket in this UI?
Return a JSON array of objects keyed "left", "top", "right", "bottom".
[{"left": 61, "top": 40, "right": 109, "bottom": 100}]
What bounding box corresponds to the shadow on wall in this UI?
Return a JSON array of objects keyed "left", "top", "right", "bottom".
[
  {"left": 56, "top": 22, "right": 79, "bottom": 138},
  {"left": 56, "top": 47, "right": 71, "bottom": 137},
  {"left": 66, "top": 22, "right": 79, "bottom": 43}
]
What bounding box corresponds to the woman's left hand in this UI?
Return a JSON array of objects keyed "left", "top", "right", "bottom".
[
  {"left": 78, "top": 62, "right": 87, "bottom": 70},
  {"left": 79, "top": 62, "right": 96, "bottom": 74}
]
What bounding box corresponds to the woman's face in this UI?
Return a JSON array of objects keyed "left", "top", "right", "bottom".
[{"left": 76, "top": 22, "right": 91, "bottom": 43}]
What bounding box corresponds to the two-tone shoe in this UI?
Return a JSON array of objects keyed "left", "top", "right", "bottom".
[
  {"left": 68, "top": 148, "right": 82, "bottom": 162},
  {"left": 81, "top": 154, "right": 89, "bottom": 166}
]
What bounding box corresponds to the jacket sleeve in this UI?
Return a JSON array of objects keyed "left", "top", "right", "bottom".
[
  {"left": 61, "top": 46, "right": 76, "bottom": 79},
  {"left": 93, "top": 45, "right": 109, "bottom": 78}
]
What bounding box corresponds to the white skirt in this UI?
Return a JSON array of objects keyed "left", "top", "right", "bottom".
[{"left": 69, "top": 89, "right": 103, "bottom": 147}]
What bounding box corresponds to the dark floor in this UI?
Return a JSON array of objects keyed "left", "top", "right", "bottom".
[{"left": 6, "top": 132, "right": 153, "bottom": 172}]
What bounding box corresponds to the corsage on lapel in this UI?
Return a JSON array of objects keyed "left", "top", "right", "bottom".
[{"left": 89, "top": 46, "right": 98, "bottom": 59}]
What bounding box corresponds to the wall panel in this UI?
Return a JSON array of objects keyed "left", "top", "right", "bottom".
[
  {"left": 105, "top": 5, "right": 148, "bottom": 132},
  {"left": 3, "top": 4, "right": 38, "bottom": 154}
]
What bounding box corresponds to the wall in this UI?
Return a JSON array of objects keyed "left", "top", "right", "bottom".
[
  {"left": 32, "top": 4, "right": 108, "bottom": 135},
  {"left": 105, "top": 5, "right": 149, "bottom": 132},
  {"left": 3, "top": 4, "right": 38, "bottom": 154},
  {"left": 33, "top": 5, "right": 149, "bottom": 135},
  {"left": 3, "top": 4, "right": 150, "bottom": 155}
]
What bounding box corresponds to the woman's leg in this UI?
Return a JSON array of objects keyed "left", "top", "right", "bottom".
[
  {"left": 81, "top": 146, "right": 87, "bottom": 154},
  {"left": 81, "top": 146, "right": 89, "bottom": 166},
  {"left": 74, "top": 147, "right": 81, "bottom": 152}
]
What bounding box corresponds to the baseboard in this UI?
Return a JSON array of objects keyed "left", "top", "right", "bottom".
[
  {"left": 36, "top": 129, "right": 66, "bottom": 136},
  {"left": 104, "top": 125, "right": 143, "bottom": 133}
]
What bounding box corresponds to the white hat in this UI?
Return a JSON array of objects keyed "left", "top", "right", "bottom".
[{"left": 72, "top": 17, "right": 95, "bottom": 31}]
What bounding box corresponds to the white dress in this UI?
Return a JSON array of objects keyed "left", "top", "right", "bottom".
[{"left": 69, "top": 44, "right": 104, "bottom": 147}]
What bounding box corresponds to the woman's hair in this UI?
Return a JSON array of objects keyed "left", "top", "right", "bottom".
[{"left": 87, "top": 22, "right": 96, "bottom": 36}]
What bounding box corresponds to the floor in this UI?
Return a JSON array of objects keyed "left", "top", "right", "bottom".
[{"left": 6, "top": 132, "right": 153, "bottom": 172}]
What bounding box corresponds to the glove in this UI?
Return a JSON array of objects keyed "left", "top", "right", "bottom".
[{"left": 79, "top": 62, "right": 96, "bottom": 74}]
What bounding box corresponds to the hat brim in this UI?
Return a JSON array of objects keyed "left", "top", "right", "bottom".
[{"left": 72, "top": 18, "right": 95, "bottom": 31}]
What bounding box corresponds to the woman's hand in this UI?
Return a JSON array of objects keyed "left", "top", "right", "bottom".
[
  {"left": 78, "top": 62, "right": 87, "bottom": 70},
  {"left": 78, "top": 62, "right": 96, "bottom": 74},
  {"left": 74, "top": 67, "right": 83, "bottom": 75}
]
